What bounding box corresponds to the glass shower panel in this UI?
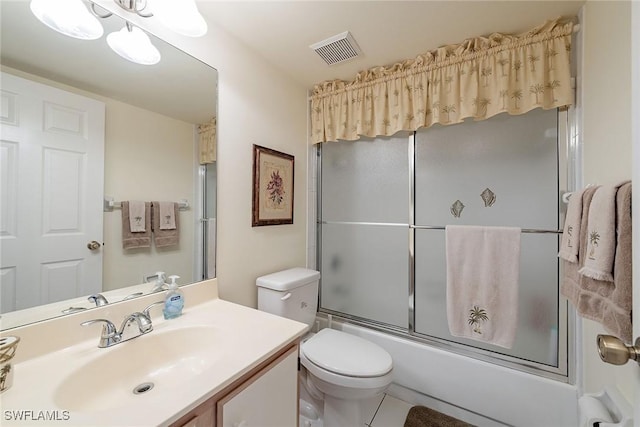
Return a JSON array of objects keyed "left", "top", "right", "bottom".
[
  {"left": 414, "top": 229, "right": 559, "bottom": 366},
  {"left": 203, "top": 162, "right": 217, "bottom": 279},
  {"left": 205, "top": 162, "right": 217, "bottom": 218},
  {"left": 320, "top": 223, "right": 408, "bottom": 328},
  {"left": 321, "top": 133, "right": 410, "bottom": 223},
  {"left": 415, "top": 109, "right": 558, "bottom": 228}
]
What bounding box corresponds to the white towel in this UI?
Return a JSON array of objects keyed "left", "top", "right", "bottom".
[
  {"left": 558, "top": 188, "right": 585, "bottom": 263},
  {"left": 579, "top": 181, "right": 629, "bottom": 282},
  {"left": 128, "top": 200, "right": 146, "bottom": 232},
  {"left": 445, "top": 225, "right": 521, "bottom": 349},
  {"left": 159, "top": 201, "right": 176, "bottom": 230}
]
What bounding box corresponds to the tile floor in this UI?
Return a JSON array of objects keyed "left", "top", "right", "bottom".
[{"left": 363, "top": 393, "right": 413, "bottom": 427}]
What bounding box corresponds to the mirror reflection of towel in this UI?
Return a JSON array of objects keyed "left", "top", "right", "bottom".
[
  {"left": 122, "top": 201, "right": 151, "bottom": 249},
  {"left": 159, "top": 201, "right": 176, "bottom": 230},
  {"left": 152, "top": 202, "right": 179, "bottom": 247},
  {"left": 128, "top": 200, "right": 146, "bottom": 232}
]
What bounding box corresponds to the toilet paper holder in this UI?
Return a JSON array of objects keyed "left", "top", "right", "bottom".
[
  {"left": 580, "top": 387, "right": 633, "bottom": 427},
  {"left": 596, "top": 335, "right": 640, "bottom": 366}
]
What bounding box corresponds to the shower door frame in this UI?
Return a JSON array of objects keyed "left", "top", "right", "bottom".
[{"left": 316, "top": 108, "right": 578, "bottom": 383}]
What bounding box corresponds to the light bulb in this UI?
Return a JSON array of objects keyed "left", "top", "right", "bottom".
[
  {"left": 148, "top": 0, "right": 208, "bottom": 37},
  {"left": 30, "top": 0, "right": 103, "bottom": 40},
  {"left": 107, "top": 26, "right": 161, "bottom": 66}
]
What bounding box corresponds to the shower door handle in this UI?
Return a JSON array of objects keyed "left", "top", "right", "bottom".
[{"left": 597, "top": 334, "right": 640, "bottom": 365}]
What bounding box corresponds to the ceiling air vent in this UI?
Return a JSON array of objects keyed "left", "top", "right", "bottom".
[{"left": 310, "top": 31, "right": 362, "bottom": 66}]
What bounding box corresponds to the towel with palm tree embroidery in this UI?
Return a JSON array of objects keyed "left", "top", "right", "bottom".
[
  {"left": 445, "top": 225, "right": 521, "bottom": 349},
  {"left": 579, "top": 181, "right": 630, "bottom": 282}
]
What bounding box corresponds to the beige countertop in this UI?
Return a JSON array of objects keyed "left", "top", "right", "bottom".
[{"left": 0, "top": 281, "right": 307, "bottom": 426}]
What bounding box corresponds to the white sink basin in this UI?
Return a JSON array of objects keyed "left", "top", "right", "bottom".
[{"left": 54, "top": 325, "right": 227, "bottom": 412}]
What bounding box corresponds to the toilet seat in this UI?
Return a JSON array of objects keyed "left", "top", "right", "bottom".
[
  {"left": 300, "top": 329, "right": 393, "bottom": 405},
  {"left": 300, "top": 350, "right": 393, "bottom": 392},
  {"left": 301, "top": 328, "right": 392, "bottom": 378}
]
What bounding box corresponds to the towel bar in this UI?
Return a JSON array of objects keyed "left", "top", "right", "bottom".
[
  {"left": 411, "top": 225, "right": 562, "bottom": 234},
  {"left": 320, "top": 221, "right": 562, "bottom": 234},
  {"left": 104, "top": 197, "right": 189, "bottom": 212}
]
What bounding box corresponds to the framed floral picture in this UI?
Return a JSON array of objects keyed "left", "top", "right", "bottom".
[{"left": 252, "top": 145, "right": 294, "bottom": 226}]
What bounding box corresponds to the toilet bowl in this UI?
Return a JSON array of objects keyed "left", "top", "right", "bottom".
[
  {"left": 256, "top": 268, "right": 394, "bottom": 427},
  {"left": 299, "top": 328, "right": 393, "bottom": 426}
]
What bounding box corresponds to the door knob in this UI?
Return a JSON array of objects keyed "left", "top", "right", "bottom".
[
  {"left": 596, "top": 334, "right": 640, "bottom": 365},
  {"left": 87, "top": 240, "right": 101, "bottom": 250}
]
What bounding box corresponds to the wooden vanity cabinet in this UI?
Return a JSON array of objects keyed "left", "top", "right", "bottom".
[{"left": 171, "top": 343, "right": 299, "bottom": 427}]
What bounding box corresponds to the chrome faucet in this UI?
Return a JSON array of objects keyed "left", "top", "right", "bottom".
[
  {"left": 142, "top": 301, "right": 165, "bottom": 318},
  {"left": 80, "top": 318, "right": 119, "bottom": 348},
  {"left": 81, "top": 301, "right": 164, "bottom": 348},
  {"left": 121, "top": 312, "right": 153, "bottom": 334},
  {"left": 88, "top": 294, "right": 109, "bottom": 306}
]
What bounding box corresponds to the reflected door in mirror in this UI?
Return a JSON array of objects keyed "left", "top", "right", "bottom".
[{"left": 0, "top": 72, "right": 105, "bottom": 312}]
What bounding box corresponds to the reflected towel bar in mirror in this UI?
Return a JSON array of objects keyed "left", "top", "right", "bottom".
[{"left": 103, "top": 197, "right": 189, "bottom": 212}]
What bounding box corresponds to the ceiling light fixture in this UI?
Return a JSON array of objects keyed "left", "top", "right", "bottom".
[
  {"left": 30, "top": 0, "right": 104, "bottom": 40},
  {"left": 29, "top": 0, "right": 208, "bottom": 65},
  {"left": 148, "top": 0, "right": 208, "bottom": 38},
  {"left": 107, "top": 22, "right": 161, "bottom": 65}
]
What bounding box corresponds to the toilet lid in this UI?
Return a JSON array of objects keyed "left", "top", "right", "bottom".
[{"left": 301, "top": 329, "right": 392, "bottom": 377}]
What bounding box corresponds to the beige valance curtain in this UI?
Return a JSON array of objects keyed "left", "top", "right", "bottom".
[
  {"left": 198, "top": 116, "right": 217, "bottom": 164},
  {"left": 310, "top": 18, "right": 574, "bottom": 144}
]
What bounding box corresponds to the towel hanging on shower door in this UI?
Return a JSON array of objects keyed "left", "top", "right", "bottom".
[{"left": 445, "top": 225, "right": 521, "bottom": 349}]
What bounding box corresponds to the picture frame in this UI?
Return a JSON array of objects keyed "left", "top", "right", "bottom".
[{"left": 252, "top": 145, "right": 294, "bottom": 226}]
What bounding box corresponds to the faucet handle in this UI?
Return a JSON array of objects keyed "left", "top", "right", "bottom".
[
  {"left": 121, "top": 312, "right": 154, "bottom": 334},
  {"left": 88, "top": 294, "right": 109, "bottom": 307},
  {"left": 122, "top": 292, "right": 144, "bottom": 301},
  {"left": 81, "top": 318, "right": 116, "bottom": 334},
  {"left": 81, "top": 319, "right": 120, "bottom": 347},
  {"left": 142, "top": 301, "right": 165, "bottom": 318}
]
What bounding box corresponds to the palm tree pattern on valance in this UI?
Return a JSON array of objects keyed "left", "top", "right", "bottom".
[
  {"left": 198, "top": 116, "right": 217, "bottom": 164},
  {"left": 310, "top": 18, "right": 574, "bottom": 144}
]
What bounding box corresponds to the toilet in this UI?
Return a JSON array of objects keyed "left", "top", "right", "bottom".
[{"left": 257, "top": 268, "right": 393, "bottom": 427}]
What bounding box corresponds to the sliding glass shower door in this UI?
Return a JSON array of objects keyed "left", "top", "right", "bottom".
[
  {"left": 318, "top": 108, "right": 569, "bottom": 377},
  {"left": 319, "top": 133, "right": 411, "bottom": 328},
  {"left": 413, "top": 108, "right": 561, "bottom": 367}
]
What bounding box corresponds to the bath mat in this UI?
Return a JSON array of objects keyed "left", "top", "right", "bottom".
[{"left": 403, "top": 405, "right": 474, "bottom": 427}]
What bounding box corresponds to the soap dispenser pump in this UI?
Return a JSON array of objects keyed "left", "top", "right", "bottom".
[{"left": 163, "top": 275, "right": 184, "bottom": 319}]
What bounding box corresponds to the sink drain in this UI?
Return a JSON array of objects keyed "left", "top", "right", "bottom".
[{"left": 133, "top": 382, "right": 154, "bottom": 395}]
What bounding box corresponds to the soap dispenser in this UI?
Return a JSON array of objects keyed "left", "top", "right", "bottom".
[{"left": 163, "top": 275, "right": 184, "bottom": 319}]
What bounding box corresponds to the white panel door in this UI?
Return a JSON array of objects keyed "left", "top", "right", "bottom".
[{"left": 0, "top": 72, "right": 105, "bottom": 311}]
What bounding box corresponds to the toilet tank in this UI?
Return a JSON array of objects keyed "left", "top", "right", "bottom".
[{"left": 256, "top": 268, "right": 320, "bottom": 328}]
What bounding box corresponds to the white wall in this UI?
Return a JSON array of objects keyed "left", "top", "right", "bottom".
[
  {"left": 91, "top": 1, "right": 309, "bottom": 308},
  {"left": 213, "top": 35, "right": 308, "bottom": 307},
  {"left": 102, "top": 100, "right": 195, "bottom": 291},
  {"left": 581, "top": 0, "right": 634, "bottom": 400}
]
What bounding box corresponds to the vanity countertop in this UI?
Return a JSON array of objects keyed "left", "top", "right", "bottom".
[{"left": 1, "top": 295, "right": 307, "bottom": 426}]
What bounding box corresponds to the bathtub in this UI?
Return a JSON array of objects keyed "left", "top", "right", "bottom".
[{"left": 323, "top": 317, "right": 579, "bottom": 427}]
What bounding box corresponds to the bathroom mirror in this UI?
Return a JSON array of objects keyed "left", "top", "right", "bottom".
[{"left": 0, "top": 1, "right": 217, "bottom": 330}]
